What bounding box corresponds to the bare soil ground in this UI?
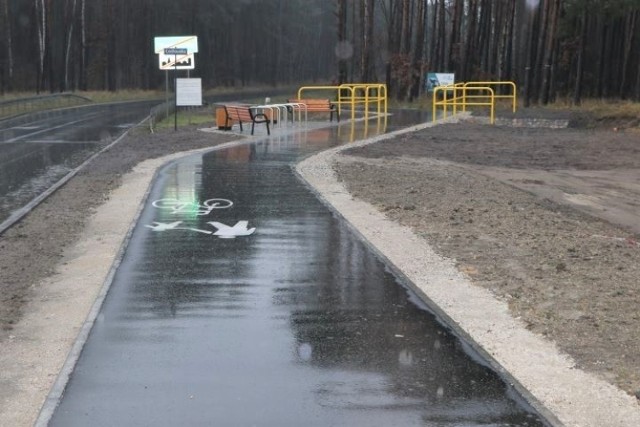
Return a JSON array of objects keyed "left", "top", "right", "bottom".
[{"left": 334, "top": 118, "right": 640, "bottom": 399}]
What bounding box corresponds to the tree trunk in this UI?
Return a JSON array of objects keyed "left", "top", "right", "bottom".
[
  {"left": 400, "top": 0, "right": 410, "bottom": 55},
  {"left": 573, "top": 11, "right": 587, "bottom": 105},
  {"left": 499, "top": 0, "right": 516, "bottom": 82},
  {"left": 540, "top": 0, "right": 559, "bottom": 104},
  {"left": 437, "top": 0, "right": 445, "bottom": 71},
  {"left": 359, "top": 0, "right": 375, "bottom": 82},
  {"left": 448, "top": 0, "right": 463, "bottom": 74},
  {"left": 429, "top": 0, "right": 438, "bottom": 67},
  {"left": 462, "top": 0, "right": 478, "bottom": 81},
  {"left": 596, "top": 17, "right": 608, "bottom": 98},
  {"left": 35, "top": 0, "right": 47, "bottom": 93},
  {"left": 477, "top": 0, "right": 491, "bottom": 74},
  {"left": 409, "top": 0, "right": 426, "bottom": 100},
  {"left": 64, "top": 0, "right": 77, "bottom": 91},
  {"left": 619, "top": 11, "right": 637, "bottom": 98},
  {"left": 532, "top": 0, "right": 549, "bottom": 103},
  {"left": 523, "top": 2, "right": 538, "bottom": 107},
  {"left": 0, "top": 0, "right": 13, "bottom": 92},
  {"left": 336, "top": 0, "right": 348, "bottom": 84}
]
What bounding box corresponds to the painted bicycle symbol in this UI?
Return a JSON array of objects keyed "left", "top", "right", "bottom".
[{"left": 152, "top": 198, "right": 233, "bottom": 216}]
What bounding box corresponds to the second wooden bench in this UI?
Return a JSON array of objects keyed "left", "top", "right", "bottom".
[{"left": 287, "top": 99, "right": 339, "bottom": 122}]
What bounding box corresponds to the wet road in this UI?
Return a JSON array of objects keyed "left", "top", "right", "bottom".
[
  {"left": 0, "top": 101, "right": 157, "bottom": 228},
  {"left": 48, "top": 115, "right": 548, "bottom": 426}
]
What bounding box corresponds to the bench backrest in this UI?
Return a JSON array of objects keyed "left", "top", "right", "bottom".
[
  {"left": 287, "top": 99, "right": 333, "bottom": 111},
  {"left": 225, "top": 105, "right": 253, "bottom": 123}
]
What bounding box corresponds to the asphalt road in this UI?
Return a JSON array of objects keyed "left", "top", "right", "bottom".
[
  {"left": 0, "top": 90, "right": 299, "bottom": 232},
  {"left": 0, "top": 101, "right": 157, "bottom": 228},
  {"left": 45, "top": 115, "right": 548, "bottom": 426}
]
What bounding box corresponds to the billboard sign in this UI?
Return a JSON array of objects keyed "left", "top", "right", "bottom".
[{"left": 426, "top": 73, "right": 455, "bottom": 92}]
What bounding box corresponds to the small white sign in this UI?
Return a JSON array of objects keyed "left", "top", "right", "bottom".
[
  {"left": 159, "top": 54, "right": 195, "bottom": 70},
  {"left": 176, "top": 78, "right": 202, "bottom": 106}
]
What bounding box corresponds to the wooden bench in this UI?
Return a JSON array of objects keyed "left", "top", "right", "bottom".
[
  {"left": 287, "top": 99, "right": 339, "bottom": 122},
  {"left": 223, "top": 104, "right": 271, "bottom": 135}
]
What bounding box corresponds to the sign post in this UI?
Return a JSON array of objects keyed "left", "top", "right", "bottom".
[
  {"left": 164, "top": 48, "right": 188, "bottom": 131},
  {"left": 154, "top": 36, "right": 199, "bottom": 131}
]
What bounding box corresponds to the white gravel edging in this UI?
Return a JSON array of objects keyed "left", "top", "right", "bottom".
[{"left": 295, "top": 119, "right": 640, "bottom": 427}]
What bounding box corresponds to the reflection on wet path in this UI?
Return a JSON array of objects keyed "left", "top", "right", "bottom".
[{"left": 49, "top": 114, "right": 547, "bottom": 426}]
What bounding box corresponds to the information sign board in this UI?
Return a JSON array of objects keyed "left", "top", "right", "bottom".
[
  {"left": 176, "top": 78, "right": 202, "bottom": 106},
  {"left": 426, "top": 73, "right": 455, "bottom": 92}
]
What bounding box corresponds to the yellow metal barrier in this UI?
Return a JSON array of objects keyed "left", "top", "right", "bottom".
[
  {"left": 337, "top": 83, "right": 387, "bottom": 120},
  {"left": 297, "top": 83, "right": 387, "bottom": 122},
  {"left": 463, "top": 81, "right": 517, "bottom": 113},
  {"left": 432, "top": 80, "right": 517, "bottom": 124},
  {"left": 433, "top": 84, "right": 496, "bottom": 124}
]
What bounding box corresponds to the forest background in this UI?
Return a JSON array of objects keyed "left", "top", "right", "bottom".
[{"left": 0, "top": 0, "right": 639, "bottom": 106}]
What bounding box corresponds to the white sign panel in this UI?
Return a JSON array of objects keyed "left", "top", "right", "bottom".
[
  {"left": 176, "top": 78, "right": 202, "bottom": 106},
  {"left": 426, "top": 73, "right": 455, "bottom": 92},
  {"left": 155, "top": 36, "right": 198, "bottom": 70},
  {"left": 154, "top": 36, "right": 199, "bottom": 54},
  {"left": 159, "top": 53, "right": 195, "bottom": 70}
]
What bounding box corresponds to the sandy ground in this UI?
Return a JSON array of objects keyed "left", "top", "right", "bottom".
[{"left": 1, "top": 111, "right": 639, "bottom": 426}]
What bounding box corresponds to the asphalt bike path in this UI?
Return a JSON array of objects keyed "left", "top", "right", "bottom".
[{"left": 45, "top": 114, "right": 549, "bottom": 426}]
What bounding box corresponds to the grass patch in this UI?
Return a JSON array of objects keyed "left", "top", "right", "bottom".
[
  {"left": 154, "top": 107, "right": 215, "bottom": 129},
  {"left": 78, "top": 90, "right": 164, "bottom": 103},
  {"left": 554, "top": 99, "right": 640, "bottom": 119}
]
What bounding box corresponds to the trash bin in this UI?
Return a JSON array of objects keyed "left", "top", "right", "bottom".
[{"left": 216, "top": 107, "right": 233, "bottom": 130}]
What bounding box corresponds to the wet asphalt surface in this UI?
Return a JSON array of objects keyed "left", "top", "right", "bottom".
[
  {"left": 0, "top": 101, "right": 156, "bottom": 227},
  {"left": 47, "top": 115, "right": 548, "bottom": 426},
  {"left": 0, "top": 91, "right": 281, "bottom": 230}
]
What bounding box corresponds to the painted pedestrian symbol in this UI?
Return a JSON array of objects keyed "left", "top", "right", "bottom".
[{"left": 146, "top": 198, "right": 255, "bottom": 239}]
